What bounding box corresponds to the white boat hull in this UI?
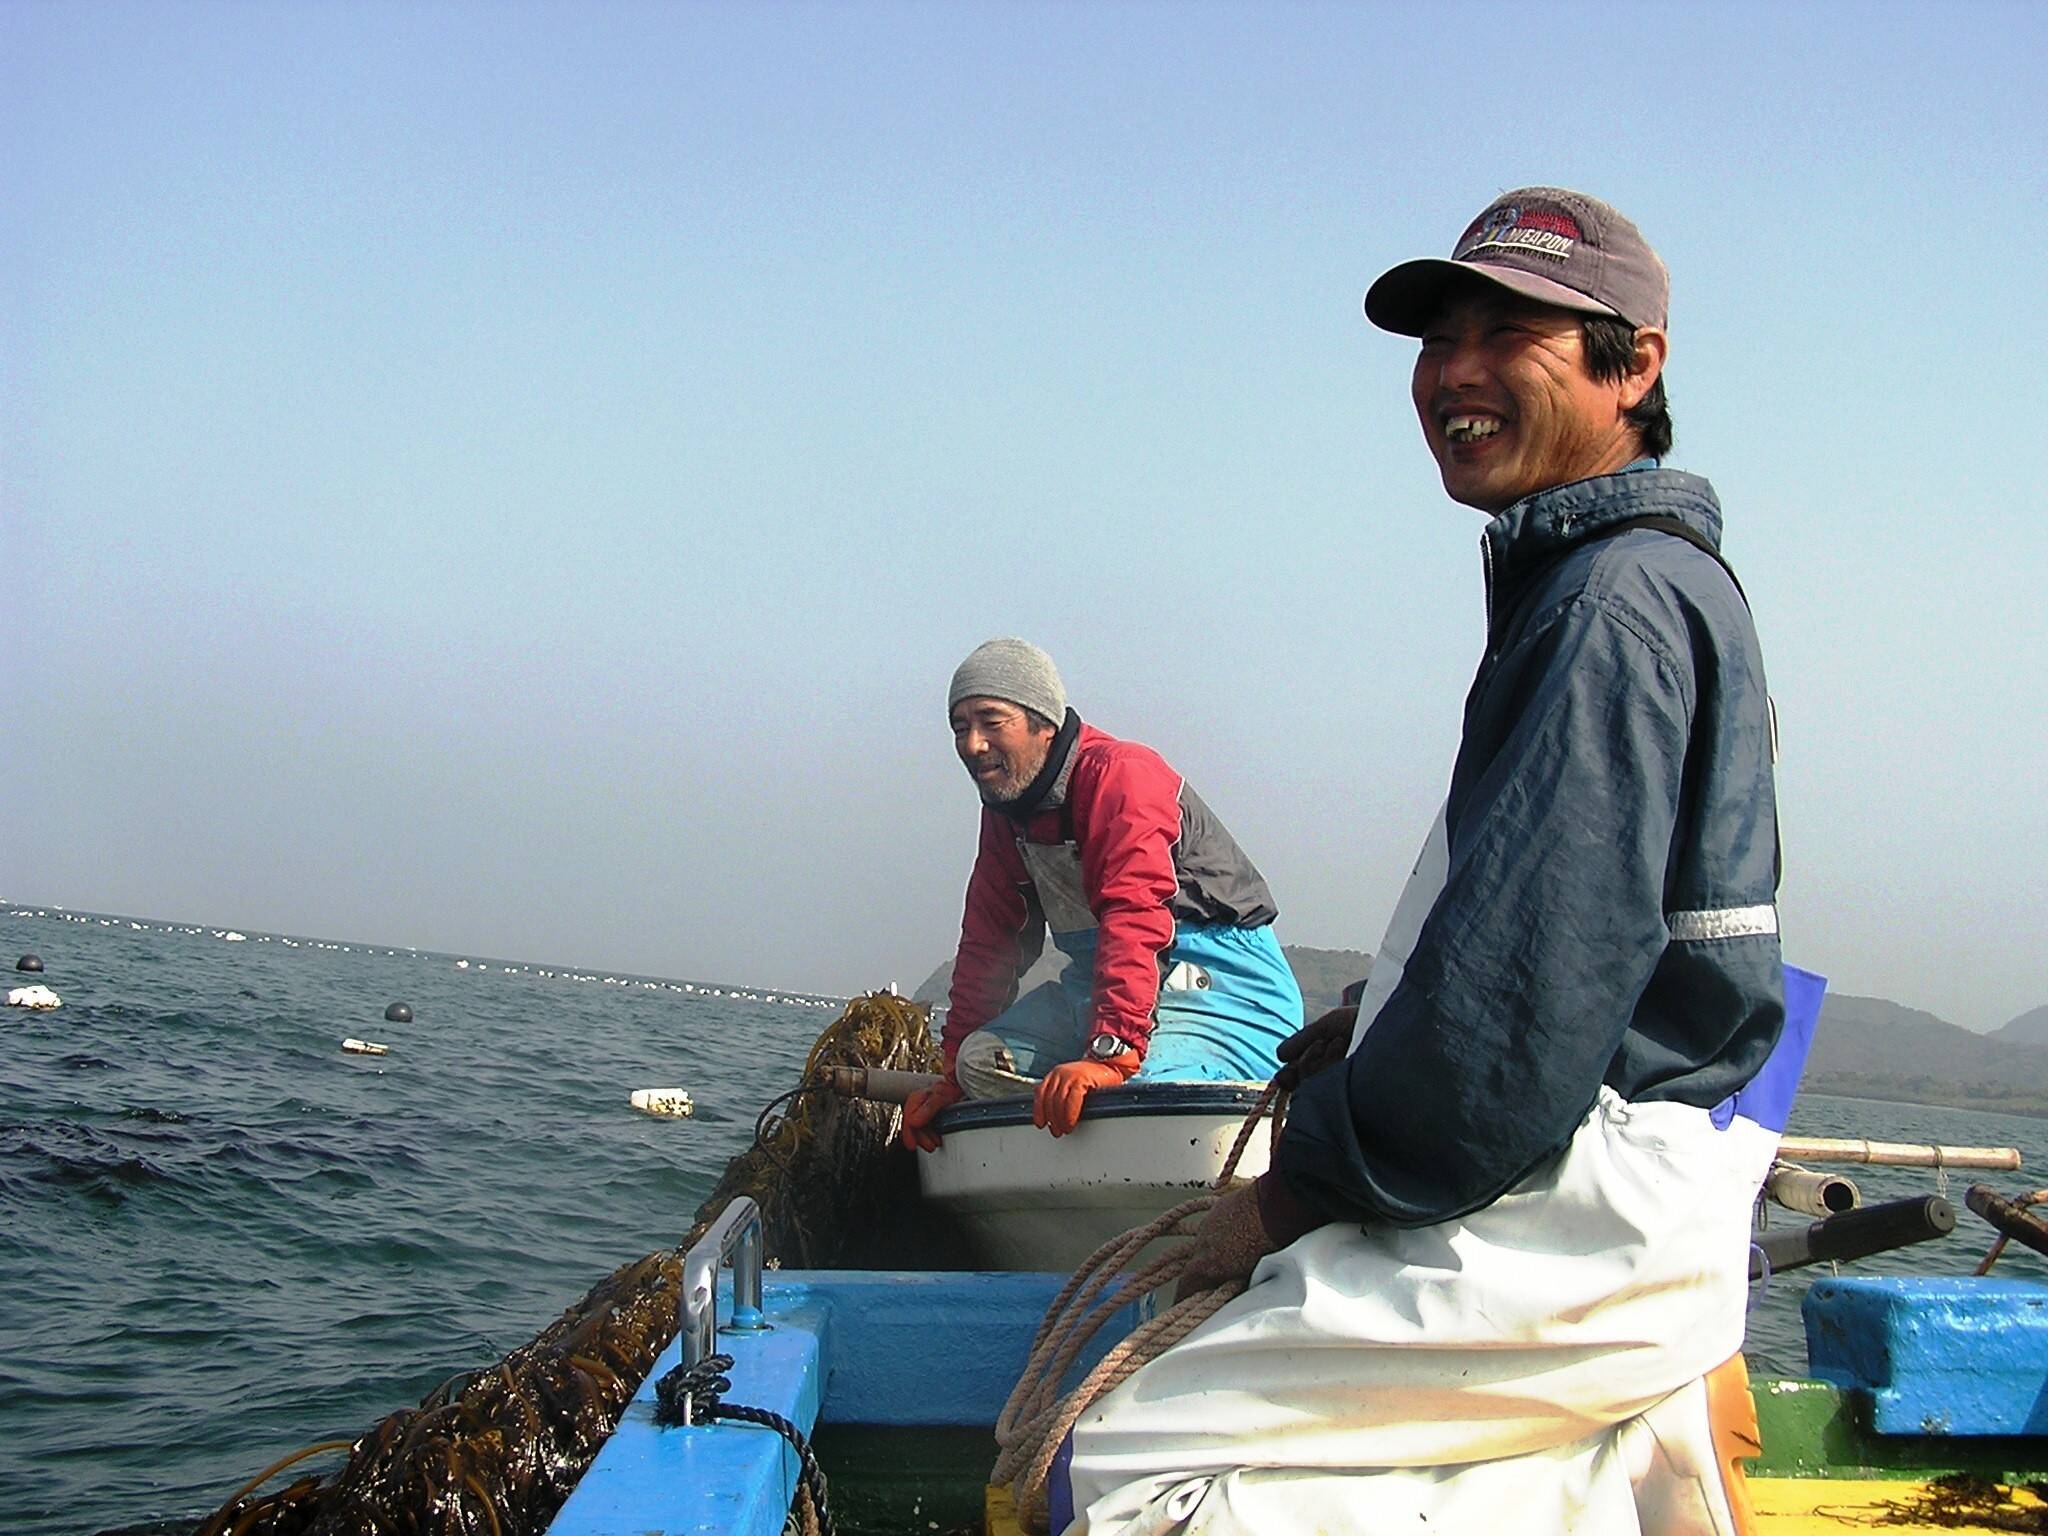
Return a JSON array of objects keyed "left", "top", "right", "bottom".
[{"left": 916, "top": 1082, "right": 1274, "bottom": 1270}]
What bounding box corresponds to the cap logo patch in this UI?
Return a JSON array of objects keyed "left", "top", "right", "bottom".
[{"left": 1456, "top": 203, "right": 1584, "bottom": 264}]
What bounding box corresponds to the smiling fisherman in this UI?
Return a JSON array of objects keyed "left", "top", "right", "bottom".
[
  {"left": 900, "top": 638, "right": 1303, "bottom": 1148},
  {"left": 1059, "top": 189, "right": 1790, "bottom": 1532}
]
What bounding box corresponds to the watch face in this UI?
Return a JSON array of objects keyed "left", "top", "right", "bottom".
[{"left": 1088, "top": 1034, "right": 1128, "bottom": 1059}]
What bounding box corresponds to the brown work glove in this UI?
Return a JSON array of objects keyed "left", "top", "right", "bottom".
[
  {"left": 1033, "top": 1053, "right": 1140, "bottom": 1137},
  {"left": 1174, "top": 1170, "right": 1325, "bottom": 1301},
  {"left": 1273, "top": 1005, "right": 1357, "bottom": 1091},
  {"left": 900, "top": 1075, "right": 964, "bottom": 1152}
]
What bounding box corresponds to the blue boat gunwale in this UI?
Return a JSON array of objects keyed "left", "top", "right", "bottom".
[
  {"left": 1803, "top": 1274, "right": 2048, "bottom": 1437},
  {"left": 546, "top": 1270, "right": 1140, "bottom": 1536}
]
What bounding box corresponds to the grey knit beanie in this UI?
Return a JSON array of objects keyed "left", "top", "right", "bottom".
[{"left": 947, "top": 638, "right": 1067, "bottom": 724}]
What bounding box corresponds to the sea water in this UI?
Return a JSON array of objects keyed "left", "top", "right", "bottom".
[
  {"left": 3, "top": 904, "right": 2043, "bottom": 1536},
  {"left": 0, "top": 905, "right": 839, "bottom": 1536}
]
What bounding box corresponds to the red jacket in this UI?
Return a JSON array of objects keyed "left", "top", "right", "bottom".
[{"left": 944, "top": 717, "right": 1277, "bottom": 1066}]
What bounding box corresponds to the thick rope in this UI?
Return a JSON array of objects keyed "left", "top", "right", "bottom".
[
  {"left": 993, "top": 1084, "right": 1287, "bottom": 1529},
  {"left": 652, "top": 1351, "right": 834, "bottom": 1536}
]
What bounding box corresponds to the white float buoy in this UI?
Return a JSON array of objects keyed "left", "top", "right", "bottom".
[
  {"left": 630, "top": 1088, "right": 694, "bottom": 1118},
  {"left": 7, "top": 984, "right": 60, "bottom": 1009},
  {"left": 341, "top": 1037, "right": 390, "bottom": 1055}
]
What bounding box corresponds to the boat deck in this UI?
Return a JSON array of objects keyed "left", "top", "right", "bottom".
[
  {"left": 1752, "top": 1477, "right": 2048, "bottom": 1531},
  {"left": 983, "top": 1478, "right": 2048, "bottom": 1534},
  {"left": 548, "top": 1267, "right": 2048, "bottom": 1536}
]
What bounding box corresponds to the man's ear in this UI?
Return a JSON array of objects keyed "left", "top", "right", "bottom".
[{"left": 1618, "top": 327, "right": 1668, "bottom": 411}]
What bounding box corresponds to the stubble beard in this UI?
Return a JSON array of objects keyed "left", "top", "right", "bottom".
[
  {"left": 976, "top": 761, "right": 1031, "bottom": 805},
  {"left": 972, "top": 741, "right": 1052, "bottom": 806}
]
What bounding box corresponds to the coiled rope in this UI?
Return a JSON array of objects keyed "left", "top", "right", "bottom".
[
  {"left": 652, "top": 1351, "right": 834, "bottom": 1536},
  {"left": 991, "top": 1082, "right": 1287, "bottom": 1531}
]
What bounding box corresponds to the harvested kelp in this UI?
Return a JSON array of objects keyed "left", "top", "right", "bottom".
[
  {"left": 1878, "top": 1474, "right": 2048, "bottom": 1530},
  {"left": 186, "top": 991, "right": 945, "bottom": 1536}
]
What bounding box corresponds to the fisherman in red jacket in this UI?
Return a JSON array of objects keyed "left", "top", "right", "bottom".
[{"left": 902, "top": 638, "right": 1303, "bottom": 1148}]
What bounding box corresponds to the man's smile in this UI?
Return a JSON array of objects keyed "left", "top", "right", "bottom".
[{"left": 1445, "top": 413, "right": 1504, "bottom": 444}]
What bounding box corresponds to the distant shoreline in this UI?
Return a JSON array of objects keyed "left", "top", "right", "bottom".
[
  {"left": 1801, "top": 1078, "right": 2048, "bottom": 1123},
  {"left": 14, "top": 902, "right": 2044, "bottom": 1116}
]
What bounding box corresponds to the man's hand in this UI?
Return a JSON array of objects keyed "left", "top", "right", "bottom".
[
  {"left": 1273, "top": 1005, "right": 1358, "bottom": 1091},
  {"left": 1175, "top": 1178, "right": 1281, "bottom": 1301},
  {"left": 900, "top": 1076, "right": 964, "bottom": 1152},
  {"left": 1032, "top": 1055, "right": 1139, "bottom": 1137},
  {"left": 1175, "top": 1172, "right": 1322, "bottom": 1301}
]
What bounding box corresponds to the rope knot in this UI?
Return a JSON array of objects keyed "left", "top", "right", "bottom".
[
  {"left": 651, "top": 1352, "right": 734, "bottom": 1428},
  {"left": 651, "top": 1351, "right": 835, "bottom": 1535}
]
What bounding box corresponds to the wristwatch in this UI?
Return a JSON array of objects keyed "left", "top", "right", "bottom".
[{"left": 1087, "top": 1033, "right": 1133, "bottom": 1061}]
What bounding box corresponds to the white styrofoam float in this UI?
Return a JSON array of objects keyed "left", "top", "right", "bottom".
[{"left": 631, "top": 1088, "right": 695, "bottom": 1118}]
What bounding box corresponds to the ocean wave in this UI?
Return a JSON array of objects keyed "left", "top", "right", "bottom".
[{"left": 0, "top": 1126, "right": 177, "bottom": 1202}]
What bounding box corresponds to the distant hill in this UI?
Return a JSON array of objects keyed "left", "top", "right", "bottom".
[
  {"left": 912, "top": 952, "right": 1063, "bottom": 1008},
  {"left": 1804, "top": 992, "right": 2048, "bottom": 1118},
  {"left": 1281, "top": 947, "right": 1373, "bottom": 1015},
  {"left": 1990, "top": 1004, "right": 2048, "bottom": 1048},
  {"left": 913, "top": 944, "right": 1371, "bottom": 1019}
]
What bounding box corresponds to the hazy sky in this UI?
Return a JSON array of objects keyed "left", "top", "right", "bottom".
[{"left": 6, "top": 1, "right": 2043, "bottom": 1030}]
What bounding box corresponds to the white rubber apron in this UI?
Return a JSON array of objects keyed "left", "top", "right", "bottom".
[{"left": 1065, "top": 807, "right": 1777, "bottom": 1535}]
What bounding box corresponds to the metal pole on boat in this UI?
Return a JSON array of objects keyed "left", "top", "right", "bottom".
[
  {"left": 1750, "top": 1194, "right": 1956, "bottom": 1279},
  {"left": 1765, "top": 1163, "right": 1861, "bottom": 1217},
  {"left": 731, "top": 1217, "right": 766, "bottom": 1331},
  {"left": 820, "top": 1065, "right": 945, "bottom": 1102},
  {"left": 681, "top": 1197, "right": 771, "bottom": 1379}
]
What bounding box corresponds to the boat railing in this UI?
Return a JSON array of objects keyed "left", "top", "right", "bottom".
[{"left": 681, "top": 1196, "right": 770, "bottom": 1370}]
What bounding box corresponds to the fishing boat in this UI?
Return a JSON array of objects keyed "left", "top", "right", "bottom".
[
  {"left": 916, "top": 1081, "right": 1273, "bottom": 1269},
  {"left": 544, "top": 1093, "right": 2048, "bottom": 1536}
]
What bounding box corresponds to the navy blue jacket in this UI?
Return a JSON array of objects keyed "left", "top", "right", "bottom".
[{"left": 1278, "top": 468, "right": 1785, "bottom": 1228}]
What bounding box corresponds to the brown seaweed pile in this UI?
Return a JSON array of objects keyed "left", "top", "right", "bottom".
[
  {"left": 188, "top": 991, "right": 944, "bottom": 1536},
  {"left": 1877, "top": 1474, "right": 2048, "bottom": 1531}
]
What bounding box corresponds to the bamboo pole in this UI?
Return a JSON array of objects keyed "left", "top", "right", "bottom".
[{"left": 1775, "top": 1136, "right": 2021, "bottom": 1170}]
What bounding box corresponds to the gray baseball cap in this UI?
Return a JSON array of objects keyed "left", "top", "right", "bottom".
[{"left": 1365, "top": 186, "right": 1669, "bottom": 335}]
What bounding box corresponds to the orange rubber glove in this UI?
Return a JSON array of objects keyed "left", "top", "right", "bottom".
[
  {"left": 900, "top": 1076, "right": 964, "bottom": 1152},
  {"left": 1032, "top": 1053, "right": 1140, "bottom": 1138}
]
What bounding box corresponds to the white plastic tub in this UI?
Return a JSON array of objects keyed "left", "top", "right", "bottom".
[{"left": 916, "top": 1082, "right": 1273, "bottom": 1270}]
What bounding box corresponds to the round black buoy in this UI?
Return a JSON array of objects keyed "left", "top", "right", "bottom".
[
  {"left": 384, "top": 1002, "right": 413, "bottom": 1023},
  {"left": 16, "top": 955, "right": 44, "bottom": 973}
]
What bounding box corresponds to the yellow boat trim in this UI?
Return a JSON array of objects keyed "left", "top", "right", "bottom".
[
  {"left": 988, "top": 1478, "right": 2048, "bottom": 1534},
  {"left": 986, "top": 1482, "right": 1027, "bottom": 1536},
  {"left": 1751, "top": 1476, "right": 2048, "bottom": 1532}
]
